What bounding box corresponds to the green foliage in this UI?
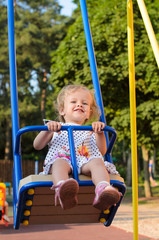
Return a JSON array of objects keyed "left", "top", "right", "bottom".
[
  {"left": 116, "top": 164, "right": 127, "bottom": 180},
  {"left": 49, "top": 0, "right": 159, "bottom": 177},
  {"left": 0, "top": 3, "right": 11, "bottom": 158},
  {"left": 137, "top": 100, "right": 159, "bottom": 148},
  {"left": 13, "top": 0, "right": 72, "bottom": 157},
  {"left": 1, "top": 0, "right": 159, "bottom": 181},
  {"left": 0, "top": 0, "right": 71, "bottom": 159},
  {"left": 50, "top": 0, "right": 129, "bottom": 118}
]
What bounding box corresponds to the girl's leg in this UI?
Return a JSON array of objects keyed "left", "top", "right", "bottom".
[
  {"left": 51, "top": 158, "right": 72, "bottom": 185},
  {"left": 4, "top": 201, "right": 9, "bottom": 216},
  {"left": 3, "top": 201, "right": 10, "bottom": 222},
  {"left": 51, "top": 158, "right": 79, "bottom": 210},
  {"left": 81, "top": 158, "right": 110, "bottom": 185},
  {"left": 81, "top": 158, "right": 121, "bottom": 211}
]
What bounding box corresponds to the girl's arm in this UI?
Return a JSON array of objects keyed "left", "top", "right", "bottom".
[
  {"left": 33, "top": 131, "right": 53, "bottom": 150},
  {"left": 33, "top": 121, "right": 61, "bottom": 150},
  {"left": 92, "top": 121, "right": 107, "bottom": 156}
]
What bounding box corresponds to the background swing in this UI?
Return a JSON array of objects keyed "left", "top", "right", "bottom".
[{"left": 7, "top": 0, "right": 126, "bottom": 229}]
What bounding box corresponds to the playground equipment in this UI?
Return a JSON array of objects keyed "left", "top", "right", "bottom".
[
  {"left": 7, "top": 0, "right": 127, "bottom": 230},
  {"left": 0, "top": 183, "right": 6, "bottom": 220},
  {"left": 0, "top": 183, "right": 8, "bottom": 226}
]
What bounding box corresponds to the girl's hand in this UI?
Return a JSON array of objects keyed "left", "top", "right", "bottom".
[
  {"left": 91, "top": 121, "right": 106, "bottom": 155},
  {"left": 92, "top": 121, "right": 105, "bottom": 134},
  {"left": 47, "top": 121, "right": 61, "bottom": 134}
]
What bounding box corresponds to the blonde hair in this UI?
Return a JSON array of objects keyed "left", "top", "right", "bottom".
[{"left": 56, "top": 85, "right": 100, "bottom": 123}]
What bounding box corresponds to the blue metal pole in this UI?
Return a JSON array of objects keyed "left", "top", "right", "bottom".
[
  {"left": 79, "top": 0, "right": 105, "bottom": 121},
  {"left": 7, "top": 0, "right": 22, "bottom": 227},
  {"left": 8, "top": 0, "right": 19, "bottom": 146},
  {"left": 68, "top": 128, "right": 79, "bottom": 181},
  {"left": 79, "top": 0, "right": 111, "bottom": 161}
]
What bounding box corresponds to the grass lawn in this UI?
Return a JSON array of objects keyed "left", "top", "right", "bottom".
[{"left": 123, "top": 177, "right": 159, "bottom": 204}]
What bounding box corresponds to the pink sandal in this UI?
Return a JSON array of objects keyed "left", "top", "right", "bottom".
[
  {"left": 52, "top": 179, "right": 79, "bottom": 210},
  {"left": 93, "top": 184, "right": 122, "bottom": 211}
]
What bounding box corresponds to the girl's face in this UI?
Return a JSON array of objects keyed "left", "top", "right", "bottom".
[{"left": 60, "top": 89, "right": 92, "bottom": 124}]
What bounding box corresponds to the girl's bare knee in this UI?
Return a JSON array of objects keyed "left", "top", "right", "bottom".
[
  {"left": 81, "top": 158, "right": 104, "bottom": 174},
  {"left": 90, "top": 158, "right": 105, "bottom": 167},
  {"left": 52, "top": 158, "right": 72, "bottom": 173}
]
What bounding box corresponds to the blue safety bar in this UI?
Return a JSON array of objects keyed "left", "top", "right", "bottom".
[{"left": 15, "top": 125, "right": 117, "bottom": 184}]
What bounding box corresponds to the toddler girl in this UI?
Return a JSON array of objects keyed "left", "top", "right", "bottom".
[{"left": 33, "top": 85, "right": 121, "bottom": 211}]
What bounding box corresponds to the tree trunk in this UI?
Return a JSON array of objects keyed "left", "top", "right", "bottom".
[
  {"left": 41, "top": 70, "right": 47, "bottom": 120},
  {"left": 141, "top": 145, "right": 152, "bottom": 198},
  {"left": 126, "top": 149, "right": 132, "bottom": 186}
]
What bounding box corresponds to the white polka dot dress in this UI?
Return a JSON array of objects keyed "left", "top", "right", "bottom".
[{"left": 41, "top": 122, "right": 119, "bottom": 176}]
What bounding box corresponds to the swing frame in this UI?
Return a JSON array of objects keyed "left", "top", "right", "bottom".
[{"left": 7, "top": 0, "right": 126, "bottom": 229}]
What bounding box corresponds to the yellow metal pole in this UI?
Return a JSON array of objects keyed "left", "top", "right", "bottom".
[
  {"left": 127, "top": 1, "right": 139, "bottom": 240},
  {"left": 136, "top": 0, "right": 159, "bottom": 68}
]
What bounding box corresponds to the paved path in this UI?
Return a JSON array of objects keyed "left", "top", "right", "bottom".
[
  {"left": 0, "top": 220, "right": 156, "bottom": 240},
  {"left": 112, "top": 198, "right": 159, "bottom": 240}
]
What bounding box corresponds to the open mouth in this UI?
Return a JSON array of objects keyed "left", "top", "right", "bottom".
[{"left": 74, "top": 108, "right": 84, "bottom": 113}]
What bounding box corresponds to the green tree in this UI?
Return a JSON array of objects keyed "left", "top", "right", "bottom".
[
  {"left": 0, "top": 1, "right": 11, "bottom": 160},
  {"left": 0, "top": 0, "right": 72, "bottom": 165},
  {"left": 50, "top": 0, "right": 159, "bottom": 196},
  {"left": 14, "top": 0, "right": 68, "bottom": 118},
  {"left": 112, "top": 0, "right": 159, "bottom": 196},
  {"left": 14, "top": 0, "right": 74, "bottom": 159},
  {"left": 50, "top": 0, "right": 128, "bottom": 112}
]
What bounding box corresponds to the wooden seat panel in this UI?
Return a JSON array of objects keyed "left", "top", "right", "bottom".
[
  {"left": 29, "top": 214, "right": 99, "bottom": 224},
  {"left": 19, "top": 174, "right": 124, "bottom": 226}
]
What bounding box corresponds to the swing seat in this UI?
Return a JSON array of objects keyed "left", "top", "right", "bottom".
[
  {"left": 16, "top": 173, "right": 125, "bottom": 228},
  {"left": 13, "top": 124, "right": 126, "bottom": 229},
  {"left": 8, "top": 0, "right": 127, "bottom": 230}
]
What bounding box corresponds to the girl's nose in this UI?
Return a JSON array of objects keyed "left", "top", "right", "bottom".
[
  {"left": 77, "top": 104, "right": 82, "bottom": 108},
  {"left": 77, "top": 103, "right": 82, "bottom": 107}
]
